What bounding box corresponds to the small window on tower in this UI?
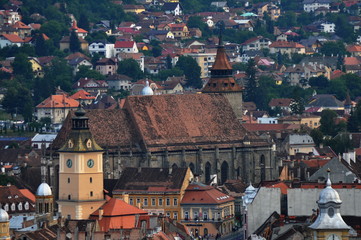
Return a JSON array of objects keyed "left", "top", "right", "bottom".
[
  {"left": 68, "top": 140, "right": 73, "bottom": 148},
  {"left": 90, "top": 191, "right": 93, "bottom": 197},
  {"left": 86, "top": 139, "right": 92, "bottom": 148}
]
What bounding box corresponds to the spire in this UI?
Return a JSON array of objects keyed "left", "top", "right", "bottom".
[
  {"left": 326, "top": 168, "right": 331, "bottom": 187},
  {"left": 202, "top": 21, "right": 242, "bottom": 93}
]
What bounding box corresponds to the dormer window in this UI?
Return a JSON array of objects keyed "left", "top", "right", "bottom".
[
  {"left": 24, "top": 202, "right": 29, "bottom": 210},
  {"left": 86, "top": 139, "right": 92, "bottom": 148},
  {"left": 8, "top": 196, "right": 11, "bottom": 199},
  {"left": 11, "top": 203, "right": 15, "bottom": 211},
  {"left": 18, "top": 203, "right": 22, "bottom": 210},
  {"left": 68, "top": 140, "right": 73, "bottom": 148},
  {"left": 4, "top": 204, "right": 8, "bottom": 211}
]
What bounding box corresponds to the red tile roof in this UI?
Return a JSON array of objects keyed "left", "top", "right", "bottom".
[
  {"left": 181, "top": 182, "right": 234, "bottom": 205},
  {"left": 89, "top": 198, "right": 147, "bottom": 231},
  {"left": 70, "top": 89, "right": 96, "bottom": 100},
  {"left": 344, "top": 57, "right": 361, "bottom": 65},
  {"left": 12, "top": 21, "right": 30, "bottom": 29},
  {"left": 346, "top": 45, "right": 361, "bottom": 52},
  {"left": 269, "top": 41, "right": 305, "bottom": 48},
  {"left": 1, "top": 33, "right": 24, "bottom": 43},
  {"left": 269, "top": 98, "right": 293, "bottom": 107},
  {"left": 264, "top": 182, "right": 289, "bottom": 195},
  {"left": 36, "top": 94, "right": 79, "bottom": 108},
  {"left": 115, "top": 41, "right": 135, "bottom": 48}
]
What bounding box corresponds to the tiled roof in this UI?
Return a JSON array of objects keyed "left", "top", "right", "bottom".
[
  {"left": 1, "top": 33, "right": 23, "bottom": 43},
  {"left": 70, "top": 89, "right": 96, "bottom": 100},
  {"left": 346, "top": 45, "right": 361, "bottom": 52},
  {"left": 181, "top": 182, "right": 234, "bottom": 205},
  {"left": 113, "top": 167, "right": 189, "bottom": 192},
  {"left": 89, "top": 198, "right": 147, "bottom": 231},
  {"left": 36, "top": 94, "right": 79, "bottom": 108},
  {"left": 114, "top": 41, "right": 135, "bottom": 48},
  {"left": 243, "top": 123, "right": 300, "bottom": 132},
  {"left": 269, "top": 98, "right": 293, "bottom": 107},
  {"left": 269, "top": 41, "right": 305, "bottom": 48},
  {"left": 12, "top": 21, "right": 30, "bottom": 29},
  {"left": 0, "top": 185, "right": 35, "bottom": 213},
  {"left": 344, "top": 57, "right": 361, "bottom": 65}
]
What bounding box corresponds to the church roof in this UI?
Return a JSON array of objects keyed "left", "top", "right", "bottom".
[{"left": 53, "top": 94, "right": 269, "bottom": 152}]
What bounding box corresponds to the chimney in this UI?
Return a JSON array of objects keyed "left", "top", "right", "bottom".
[{"left": 98, "top": 207, "right": 103, "bottom": 220}]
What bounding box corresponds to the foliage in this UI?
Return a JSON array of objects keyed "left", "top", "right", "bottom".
[
  {"left": 347, "top": 100, "right": 361, "bottom": 132},
  {"left": 244, "top": 59, "right": 258, "bottom": 102},
  {"left": 117, "top": 59, "right": 144, "bottom": 81},
  {"left": 175, "top": 56, "right": 202, "bottom": 88},
  {"left": 308, "top": 75, "right": 329, "bottom": 89},
  {"left": 155, "top": 68, "right": 184, "bottom": 81},
  {"left": 319, "top": 41, "right": 347, "bottom": 57},
  {"left": 75, "top": 65, "right": 105, "bottom": 81},
  {"left": 0, "top": 175, "right": 15, "bottom": 186},
  {"left": 223, "top": 29, "right": 257, "bottom": 44},
  {"left": 69, "top": 30, "right": 81, "bottom": 53},
  {"left": 187, "top": 16, "right": 212, "bottom": 38},
  {"left": 12, "top": 53, "right": 34, "bottom": 86},
  {"left": 310, "top": 128, "right": 324, "bottom": 147},
  {"left": 325, "top": 132, "right": 352, "bottom": 154},
  {"left": 319, "top": 109, "right": 338, "bottom": 136}
]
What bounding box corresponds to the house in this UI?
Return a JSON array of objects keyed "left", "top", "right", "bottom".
[
  {"left": 89, "top": 197, "right": 148, "bottom": 232},
  {"left": 283, "top": 134, "right": 315, "bottom": 156},
  {"left": 0, "top": 184, "right": 35, "bottom": 217},
  {"left": 254, "top": 2, "right": 280, "bottom": 20},
  {"left": 167, "top": 23, "right": 190, "bottom": 39},
  {"left": 319, "top": 22, "right": 335, "bottom": 33},
  {"left": 112, "top": 167, "right": 193, "bottom": 219},
  {"left": 241, "top": 36, "right": 271, "bottom": 51},
  {"left": 69, "top": 20, "right": 88, "bottom": 39},
  {"left": 162, "top": 2, "right": 183, "bottom": 15},
  {"left": 269, "top": 41, "right": 306, "bottom": 56},
  {"left": 346, "top": 45, "right": 361, "bottom": 57},
  {"left": 11, "top": 21, "right": 31, "bottom": 38},
  {"left": 35, "top": 94, "right": 79, "bottom": 124},
  {"left": 117, "top": 52, "right": 145, "bottom": 72},
  {"left": 66, "top": 56, "right": 93, "bottom": 75},
  {"left": 186, "top": 52, "right": 216, "bottom": 78},
  {"left": 305, "top": 94, "right": 344, "bottom": 112},
  {"left": 114, "top": 41, "right": 139, "bottom": 54},
  {"left": 233, "top": 19, "right": 254, "bottom": 31},
  {"left": 29, "top": 57, "right": 44, "bottom": 78},
  {"left": 0, "top": 10, "right": 21, "bottom": 25},
  {"left": 211, "top": 1, "right": 229, "bottom": 12},
  {"left": 59, "top": 36, "right": 89, "bottom": 52},
  {"left": 72, "top": 77, "right": 108, "bottom": 94},
  {"left": 146, "top": 30, "right": 175, "bottom": 41},
  {"left": 106, "top": 74, "right": 132, "bottom": 91},
  {"left": 268, "top": 98, "right": 294, "bottom": 112},
  {"left": 70, "top": 89, "right": 96, "bottom": 105},
  {"left": 122, "top": 5, "right": 146, "bottom": 14},
  {"left": 88, "top": 40, "right": 115, "bottom": 58},
  {"left": 303, "top": 0, "right": 331, "bottom": 12},
  {"left": 0, "top": 33, "right": 23, "bottom": 48},
  {"left": 283, "top": 63, "right": 331, "bottom": 86},
  {"left": 180, "top": 182, "right": 235, "bottom": 237},
  {"left": 95, "top": 58, "right": 118, "bottom": 76},
  {"left": 31, "top": 134, "right": 57, "bottom": 149},
  {"left": 158, "top": 76, "right": 184, "bottom": 94}
]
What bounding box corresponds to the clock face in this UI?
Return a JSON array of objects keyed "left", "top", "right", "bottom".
[
  {"left": 66, "top": 159, "right": 72, "bottom": 168},
  {"left": 327, "top": 234, "right": 340, "bottom": 240},
  {"left": 87, "top": 159, "right": 94, "bottom": 168}
]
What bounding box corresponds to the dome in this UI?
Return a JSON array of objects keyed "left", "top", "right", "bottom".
[
  {"left": 245, "top": 183, "right": 255, "bottom": 194},
  {"left": 318, "top": 178, "right": 342, "bottom": 204},
  {"left": 36, "top": 182, "right": 52, "bottom": 196},
  {"left": 141, "top": 81, "right": 154, "bottom": 96},
  {"left": 0, "top": 208, "right": 9, "bottom": 222}
]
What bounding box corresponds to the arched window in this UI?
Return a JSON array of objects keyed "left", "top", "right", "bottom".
[
  {"left": 68, "top": 178, "right": 70, "bottom": 183},
  {"left": 90, "top": 177, "right": 92, "bottom": 183},
  {"left": 205, "top": 162, "right": 211, "bottom": 183},
  {"left": 221, "top": 161, "right": 229, "bottom": 184},
  {"left": 189, "top": 163, "right": 195, "bottom": 174},
  {"left": 24, "top": 202, "right": 29, "bottom": 210},
  {"left": 11, "top": 203, "right": 15, "bottom": 211},
  {"left": 68, "top": 195, "right": 71, "bottom": 200},
  {"left": 18, "top": 203, "right": 22, "bottom": 211}
]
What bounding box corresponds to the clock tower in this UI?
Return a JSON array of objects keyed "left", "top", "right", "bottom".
[
  {"left": 309, "top": 169, "right": 351, "bottom": 240},
  {"left": 57, "top": 106, "right": 105, "bottom": 220}
]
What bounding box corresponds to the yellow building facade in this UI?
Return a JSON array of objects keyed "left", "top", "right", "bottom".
[{"left": 57, "top": 107, "right": 105, "bottom": 220}]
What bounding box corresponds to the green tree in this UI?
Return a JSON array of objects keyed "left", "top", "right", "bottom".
[
  {"left": 75, "top": 65, "right": 105, "bottom": 81},
  {"left": 319, "top": 41, "right": 347, "bottom": 57},
  {"left": 1, "top": 84, "right": 33, "bottom": 121},
  {"left": 175, "top": 56, "right": 202, "bottom": 88},
  {"left": 310, "top": 128, "right": 324, "bottom": 147},
  {"left": 309, "top": 75, "right": 329, "bottom": 89},
  {"left": 244, "top": 59, "right": 258, "bottom": 102},
  {"left": 320, "top": 109, "right": 338, "bottom": 136},
  {"left": 12, "top": 53, "right": 33, "bottom": 84},
  {"left": 117, "top": 58, "right": 144, "bottom": 80},
  {"left": 69, "top": 30, "right": 81, "bottom": 53},
  {"left": 34, "top": 33, "right": 49, "bottom": 56},
  {"left": 78, "top": 13, "right": 90, "bottom": 31}
]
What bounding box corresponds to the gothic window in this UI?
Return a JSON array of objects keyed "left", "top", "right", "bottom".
[
  {"left": 205, "top": 162, "right": 211, "bottom": 183},
  {"left": 221, "top": 161, "right": 229, "bottom": 184}
]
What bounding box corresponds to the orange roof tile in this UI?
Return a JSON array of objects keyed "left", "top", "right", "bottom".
[
  {"left": 1, "top": 34, "right": 24, "bottom": 43},
  {"left": 12, "top": 21, "right": 30, "bottom": 29},
  {"left": 344, "top": 57, "right": 361, "bottom": 65},
  {"left": 19, "top": 189, "right": 36, "bottom": 202},
  {"left": 70, "top": 89, "right": 96, "bottom": 100},
  {"left": 36, "top": 94, "right": 79, "bottom": 108},
  {"left": 264, "top": 182, "right": 289, "bottom": 195},
  {"left": 269, "top": 41, "right": 305, "bottom": 48},
  {"left": 346, "top": 45, "right": 361, "bottom": 52}
]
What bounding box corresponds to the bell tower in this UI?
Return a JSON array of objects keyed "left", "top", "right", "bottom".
[
  {"left": 0, "top": 208, "right": 10, "bottom": 240},
  {"left": 57, "top": 106, "right": 105, "bottom": 220},
  {"left": 202, "top": 21, "right": 243, "bottom": 120},
  {"left": 309, "top": 169, "right": 351, "bottom": 240}
]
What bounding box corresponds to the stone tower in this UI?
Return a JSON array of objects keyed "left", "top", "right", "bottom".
[
  {"left": 202, "top": 23, "right": 243, "bottom": 120},
  {"left": 35, "top": 182, "right": 54, "bottom": 217},
  {"left": 57, "top": 106, "right": 105, "bottom": 220}
]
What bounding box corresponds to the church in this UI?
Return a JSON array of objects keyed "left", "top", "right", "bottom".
[{"left": 48, "top": 36, "right": 277, "bottom": 198}]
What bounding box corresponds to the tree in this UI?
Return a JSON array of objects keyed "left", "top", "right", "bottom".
[
  {"left": 347, "top": 100, "right": 361, "bottom": 132},
  {"left": 310, "top": 128, "right": 324, "bottom": 147},
  {"left": 308, "top": 75, "right": 329, "bottom": 89},
  {"left": 12, "top": 53, "right": 33, "bottom": 84},
  {"left": 117, "top": 58, "right": 144, "bottom": 80},
  {"left": 244, "top": 59, "right": 258, "bottom": 102},
  {"left": 319, "top": 41, "right": 347, "bottom": 57},
  {"left": 35, "top": 33, "right": 48, "bottom": 56},
  {"left": 320, "top": 109, "right": 338, "bottom": 136},
  {"left": 78, "top": 13, "right": 90, "bottom": 31},
  {"left": 166, "top": 55, "right": 172, "bottom": 69},
  {"left": 175, "top": 56, "right": 202, "bottom": 88},
  {"left": 69, "top": 30, "right": 81, "bottom": 53},
  {"left": 1, "top": 84, "right": 33, "bottom": 121},
  {"left": 75, "top": 65, "right": 105, "bottom": 81}
]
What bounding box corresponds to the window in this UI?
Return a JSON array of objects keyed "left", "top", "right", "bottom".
[
  {"left": 68, "top": 195, "right": 71, "bottom": 200},
  {"left": 193, "top": 211, "right": 198, "bottom": 219},
  {"left": 24, "top": 202, "right": 29, "bottom": 210},
  {"left": 68, "top": 178, "right": 70, "bottom": 183},
  {"left": 151, "top": 198, "right": 156, "bottom": 206},
  {"left": 203, "top": 211, "right": 208, "bottom": 220},
  {"left": 4, "top": 204, "right": 8, "bottom": 211},
  {"left": 159, "top": 198, "right": 163, "bottom": 206},
  {"left": 11, "top": 203, "right": 15, "bottom": 211},
  {"left": 129, "top": 198, "right": 134, "bottom": 205},
  {"left": 90, "top": 177, "right": 92, "bottom": 183},
  {"left": 166, "top": 212, "right": 170, "bottom": 217},
  {"left": 173, "top": 198, "right": 178, "bottom": 206},
  {"left": 184, "top": 211, "right": 189, "bottom": 220},
  {"left": 90, "top": 191, "right": 93, "bottom": 197},
  {"left": 144, "top": 198, "right": 148, "bottom": 206},
  {"left": 18, "top": 203, "right": 22, "bottom": 211},
  {"left": 137, "top": 198, "right": 141, "bottom": 204},
  {"left": 173, "top": 212, "right": 178, "bottom": 220},
  {"left": 166, "top": 198, "right": 170, "bottom": 206}
]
